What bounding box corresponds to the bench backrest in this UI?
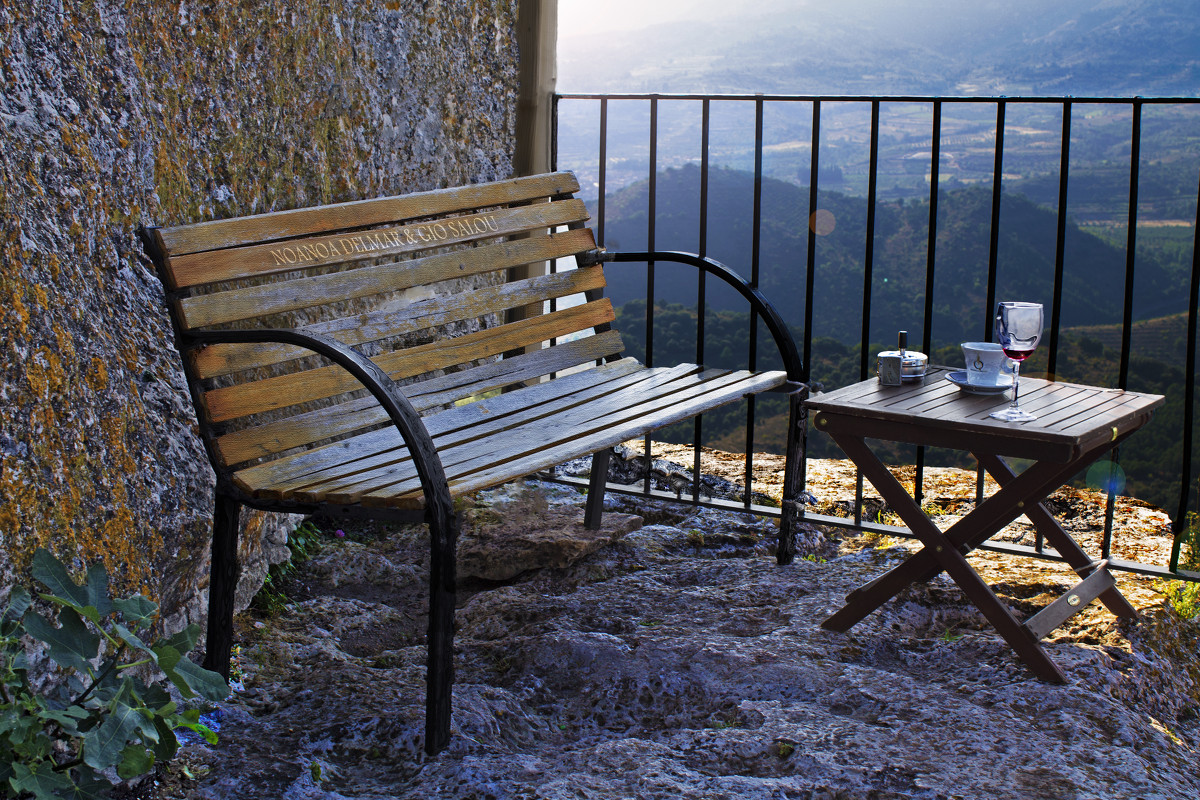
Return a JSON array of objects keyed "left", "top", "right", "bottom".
[{"left": 143, "top": 172, "right": 622, "bottom": 471}]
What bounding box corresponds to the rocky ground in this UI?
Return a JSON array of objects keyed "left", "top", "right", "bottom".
[{"left": 153, "top": 451, "right": 1198, "bottom": 800}]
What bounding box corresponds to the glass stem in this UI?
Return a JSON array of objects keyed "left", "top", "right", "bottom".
[{"left": 1010, "top": 361, "right": 1021, "bottom": 410}]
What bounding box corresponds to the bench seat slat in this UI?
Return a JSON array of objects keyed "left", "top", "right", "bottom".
[
  {"left": 232, "top": 357, "right": 650, "bottom": 493},
  {"left": 357, "top": 367, "right": 789, "bottom": 508},
  {"left": 192, "top": 267, "right": 606, "bottom": 378},
  {"left": 202, "top": 300, "right": 616, "bottom": 423},
  {"left": 277, "top": 364, "right": 708, "bottom": 502},
  {"left": 176, "top": 227, "right": 595, "bottom": 329},
  {"left": 153, "top": 172, "right": 583, "bottom": 257},
  {"left": 213, "top": 331, "right": 626, "bottom": 466},
  {"left": 244, "top": 361, "right": 687, "bottom": 500},
  {"left": 166, "top": 198, "right": 588, "bottom": 290},
  {"left": 333, "top": 367, "right": 757, "bottom": 503}
]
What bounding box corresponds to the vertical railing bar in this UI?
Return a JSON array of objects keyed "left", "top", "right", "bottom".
[
  {"left": 646, "top": 95, "right": 659, "bottom": 369},
  {"left": 984, "top": 99, "right": 1007, "bottom": 341},
  {"left": 1119, "top": 100, "right": 1142, "bottom": 391},
  {"left": 597, "top": 98, "right": 608, "bottom": 247},
  {"left": 744, "top": 95, "right": 765, "bottom": 509},
  {"left": 1047, "top": 101, "right": 1072, "bottom": 379},
  {"left": 694, "top": 98, "right": 711, "bottom": 503},
  {"left": 548, "top": 98, "right": 561, "bottom": 373},
  {"left": 859, "top": 99, "right": 881, "bottom": 382},
  {"left": 804, "top": 100, "right": 821, "bottom": 385},
  {"left": 855, "top": 99, "right": 881, "bottom": 524},
  {"left": 551, "top": 94, "right": 560, "bottom": 171},
  {"left": 592, "top": 99, "right": 608, "bottom": 379},
  {"left": 643, "top": 96, "right": 660, "bottom": 496},
  {"left": 915, "top": 99, "right": 943, "bottom": 510},
  {"left": 804, "top": 99, "right": 821, "bottom": 522},
  {"left": 1036, "top": 100, "right": 1071, "bottom": 554},
  {"left": 977, "top": 99, "right": 1007, "bottom": 511},
  {"left": 1102, "top": 99, "right": 1145, "bottom": 557},
  {"left": 1172, "top": 163, "right": 1200, "bottom": 571}
]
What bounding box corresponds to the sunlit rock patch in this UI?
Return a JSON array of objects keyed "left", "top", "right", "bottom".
[{"left": 170, "top": 458, "right": 1197, "bottom": 800}]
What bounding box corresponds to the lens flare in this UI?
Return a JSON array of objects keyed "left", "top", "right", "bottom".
[
  {"left": 810, "top": 209, "right": 836, "bottom": 236},
  {"left": 1086, "top": 461, "right": 1126, "bottom": 496}
]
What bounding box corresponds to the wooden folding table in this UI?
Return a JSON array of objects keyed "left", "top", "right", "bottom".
[{"left": 808, "top": 367, "right": 1165, "bottom": 681}]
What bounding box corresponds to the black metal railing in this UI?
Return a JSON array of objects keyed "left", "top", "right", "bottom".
[{"left": 552, "top": 92, "right": 1200, "bottom": 581}]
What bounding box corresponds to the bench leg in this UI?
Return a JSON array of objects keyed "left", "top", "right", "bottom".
[
  {"left": 584, "top": 449, "right": 612, "bottom": 530},
  {"left": 202, "top": 492, "right": 241, "bottom": 679},
  {"left": 424, "top": 507, "right": 459, "bottom": 756},
  {"left": 776, "top": 387, "right": 809, "bottom": 565}
]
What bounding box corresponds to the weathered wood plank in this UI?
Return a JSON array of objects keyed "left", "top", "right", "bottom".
[
  {"left": 261, "top": 364, "right": 697, "bottom": 499},
  {"left": 166, "top": 199, "right": 588, "bottom": 290},
  {"left": 153, "top": 172, "right": 582, "bottom": 256},
  {"left": 286, "top": 364, "right": 711, "bottom": 501},
  {"left": 213, "top": 331, "right": 626, "bottom": 466},
  {"left": 335, "top": 368, "right": 786, "bottom": 506},
  {"left": 202, "top": 300, "right": 616, "bottom": 423},
  {"left": 362, "top": 368, "right": 788, "bottom": 507},
  {"left": 1023, "top": 563, "right": 1117, "bottom": 640},
  {"left": 192, "top": 267, "right": 607, "bottom": 378},
  {"left": 175, "top": 227, "right": 596, "bottom": 329},
  {"left": 231, "top": 358, "right": 654, "bottom": 493}
]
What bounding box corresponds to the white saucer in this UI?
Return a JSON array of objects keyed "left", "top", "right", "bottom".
[{"left": 946, "top": 370, "right": 1011, "bottom": 395}]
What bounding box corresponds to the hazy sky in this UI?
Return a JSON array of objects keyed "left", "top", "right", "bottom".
[{"left": 557, "top": 0, "right": 796, "bottom": 36}]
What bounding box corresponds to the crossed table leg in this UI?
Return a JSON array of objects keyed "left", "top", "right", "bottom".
[{"left": 818, "top": 421, "right": 1141, "bottom": 682}]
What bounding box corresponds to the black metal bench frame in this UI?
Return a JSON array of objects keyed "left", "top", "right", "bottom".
[{"left": 140, "top": 172, "right": 806, "bottom": 755}]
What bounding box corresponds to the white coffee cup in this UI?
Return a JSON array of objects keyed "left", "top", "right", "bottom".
[{"left": 962, "top": 342, "right": 1012, "bottom": 386}]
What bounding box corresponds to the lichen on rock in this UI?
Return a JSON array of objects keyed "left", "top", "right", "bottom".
[{"left": 1, "top": 0, "right": 520, "bottom": 631}]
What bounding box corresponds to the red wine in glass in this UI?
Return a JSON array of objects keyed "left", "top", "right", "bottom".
[
  {"left": 1002, "top": 345, "right": 1036, "bottom": 362},
  {"left": 990, "top": 302, "right": 1043, "bottom": 422}
]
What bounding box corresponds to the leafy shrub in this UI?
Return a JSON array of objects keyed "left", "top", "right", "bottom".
[{"left": 1, "top": 549, "right": 229, "bottom": 799}]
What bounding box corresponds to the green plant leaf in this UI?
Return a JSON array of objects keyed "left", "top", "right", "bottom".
[
  {"left": 175, "top": 718, "right": 219, "bottom": 745},
  {"left": 0, "top": 704, "right": 43, "bottom": 745},
  {"left": 84, "top": 564, "right": 112, "bottom": 619},
  {"left": 152, "top": 716, "right": 179, "bottom": 761},
  {"left": 154, "top": 623, "right": 200, "bottom": 655},
  {"left": 82, "top": 686, "right": 142, "bottom": 771},
  {"left": 151, "top": 644, "right": 184, "bottom": 689},
  {"left": 140, "top": 683, "right": 173, "bottom": 712},
  {"left": 31, "top": 549, "right": 88, "bottom": 610},
  {"left": 22, "top": 608, "right": 100, "bottom": 674},
  {"left": 166, "top": 654, "right": 229, "bottom": 702},
  {"left": 153, "top": 644, "right": 229, "bottom": 701},
  {"left": 112, "top": 623, "right": 151, "bottom": 655},
  {"left": 10, "top": 760, "right": 75, "bottom": 800},
  {"left": 117, "top": 743, "right": 155, "bottom": 781},
  {"left": 112, "top": 595, "right": 157, "bottom": 628},
  {"left": 52, "top": 771, "right": 112, "bottom": 800},
  {"left": 3, "top": 585, "right": 32, "bottom": 622},
  {"left": 37, "top": 704, "right": 90, "bottom": 734}
]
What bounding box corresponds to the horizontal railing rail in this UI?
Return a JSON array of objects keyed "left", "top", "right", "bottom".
[{"left": 552, "top": 91, "right": 1200, "bottom": 582}]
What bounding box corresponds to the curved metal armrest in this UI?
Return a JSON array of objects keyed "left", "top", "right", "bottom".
[
  {"left": 184, "top": 328, "right": 455, "bottom": 526},
  {"left": 601, "top": 250, "right": 804, "bottom": 383}
]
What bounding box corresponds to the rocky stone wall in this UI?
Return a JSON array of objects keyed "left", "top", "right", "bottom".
[{"left": 0, "top": 0, "right": 520, "bottom": 630}]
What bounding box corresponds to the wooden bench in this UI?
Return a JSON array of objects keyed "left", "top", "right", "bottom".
[{"left": 140, "top": 171, "right": 807, "bottom": 755}]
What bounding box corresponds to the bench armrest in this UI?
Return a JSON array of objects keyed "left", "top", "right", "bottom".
[
  {"left": 597, "top": 249, "right": 804, "bottom": 384},
  {"left": 182, "top": 328, "right": 455, "bottom": 527}
]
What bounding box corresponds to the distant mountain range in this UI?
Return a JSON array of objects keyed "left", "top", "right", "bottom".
[
  {"left": 560, "top": 0, "right": 1200, "bottom": 97},
  {"left": 596, "top": 164, "right": 1193, "bottom": 347}
]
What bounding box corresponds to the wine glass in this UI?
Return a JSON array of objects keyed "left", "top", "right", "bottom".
[{"left": 990, "top": 301, "right": 1043, "bottom": 422}]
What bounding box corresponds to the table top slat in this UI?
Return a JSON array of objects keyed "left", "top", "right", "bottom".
[{"left": 807, "top": 366, "right": 1164, "bottom": 460}]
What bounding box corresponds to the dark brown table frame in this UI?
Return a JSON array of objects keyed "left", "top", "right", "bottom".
[{"left": 808, "top": 367, "right": 1164, "bottom": 681}]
